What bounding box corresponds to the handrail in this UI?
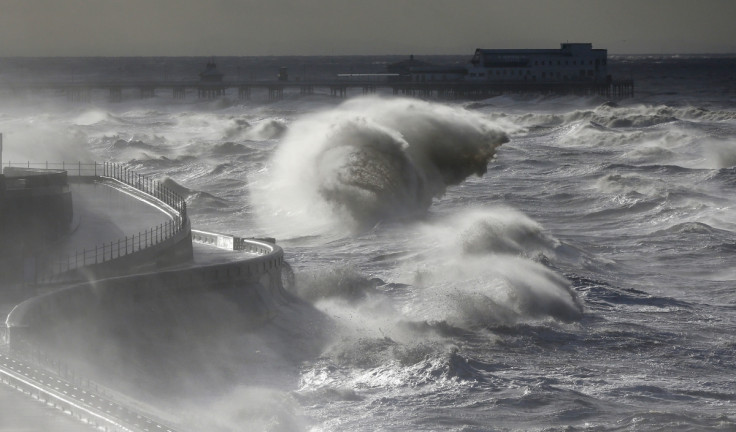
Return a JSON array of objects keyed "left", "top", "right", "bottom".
[
  {"left": 3, "top": 161, "right": 190, "bottom": 282},
  {"left": 100, "top": 161, "right": 187, "bottom": 221},
  {"left": 44, "top": 219, "right": 186, "bottom": 279}
]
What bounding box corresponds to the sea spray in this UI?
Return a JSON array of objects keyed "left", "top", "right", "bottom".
[
  {"left": 404, "top": 207, "right": 582, "bottom": 326},
  {"left": 253, "top": 97, "right": 509, "bottom": 236}
]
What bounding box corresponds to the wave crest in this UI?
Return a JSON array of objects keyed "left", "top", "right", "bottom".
[{"left": 256, "top": 97, "right": 508, "bottom": 234}]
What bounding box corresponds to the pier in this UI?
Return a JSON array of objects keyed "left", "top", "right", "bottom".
[{"left": 0, "top": 78, "right": 634, "bottom": 102}]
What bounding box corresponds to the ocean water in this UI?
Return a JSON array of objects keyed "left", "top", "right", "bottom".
[{"left": 1, "top": 55, "right": 735, "bottom": 431}]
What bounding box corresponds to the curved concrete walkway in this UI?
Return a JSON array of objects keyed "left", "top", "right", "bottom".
[{"left": 56, "top": 181, "right": 173, "bottom": 258}]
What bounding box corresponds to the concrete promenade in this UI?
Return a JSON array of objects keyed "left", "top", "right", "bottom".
[
  {"left": 1, "top": 163, "right": 285, "bottom": 432},
  {"left": 59, "top": 181, "right": 173, "bottom": 259}
]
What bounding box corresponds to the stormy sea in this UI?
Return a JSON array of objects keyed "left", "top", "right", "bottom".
[{"left": 0, "top": 55, "right": 735, "bottom": 431}]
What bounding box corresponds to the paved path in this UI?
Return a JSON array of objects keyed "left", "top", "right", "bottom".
[
  {"left": 0, "top": 352, "right": 179, "bottom": 432},
  {"left": 0, "top": 383, "right": 86, "bottom": 432}
]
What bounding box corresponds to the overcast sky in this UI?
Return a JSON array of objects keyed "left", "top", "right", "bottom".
[{"left": 1, "top": 0, "right": 734, "bottom": 56}]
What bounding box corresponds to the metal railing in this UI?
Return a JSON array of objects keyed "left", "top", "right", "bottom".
[
  {"left": 47, "top": 219, "right": 184, "bottom": 276},
  {"left": 100, "top": 162, "right": 186, "bottom": 220},
  {"left": 2, "top": 161, "right": 190, "bottom": 282}
]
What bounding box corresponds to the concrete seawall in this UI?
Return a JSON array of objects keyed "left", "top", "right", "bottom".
[
  {"left": 8, "top": 238, "right": 288, "bottom": 338},
  {"left": 5, "top": 237, "right": 292, "bottom": 397}
]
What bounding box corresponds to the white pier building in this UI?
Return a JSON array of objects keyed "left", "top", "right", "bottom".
[{"left": 463, "top": 43, "right": 608, "bottom": 83}]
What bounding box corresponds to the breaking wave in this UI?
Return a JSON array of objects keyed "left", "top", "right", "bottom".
[
  {"left": 407, "top": 209, "right": 582, "bottom": 326},
  {"left": 254, "top": 97, "right": 508, "bottom": 235}
]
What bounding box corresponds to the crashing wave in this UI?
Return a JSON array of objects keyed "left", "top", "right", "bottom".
[{"left": 256, "top": 97, "right": 509, "bottom": 234}]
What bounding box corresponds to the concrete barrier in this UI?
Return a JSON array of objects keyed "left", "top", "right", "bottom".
[
  {"left": 192, "top": 229, "right": 276, "bottom": 253},
  {"left": 7, "top": 236, "right": 288, "bottom": 340}
]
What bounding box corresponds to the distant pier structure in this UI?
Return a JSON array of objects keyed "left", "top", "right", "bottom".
[{"left": 0, "top": 45, "right": 633, "bottom": 102}]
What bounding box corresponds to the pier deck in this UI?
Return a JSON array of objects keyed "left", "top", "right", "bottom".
[{"left": 0, "top": 78, "right": 635, "bottom": 101}]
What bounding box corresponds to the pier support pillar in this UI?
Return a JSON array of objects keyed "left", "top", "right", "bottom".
[
  {"left": 238, "top": 86, "right": 251, "bottom": 100},
  {"left": 173, "top": 87, "right": 186, "bottom": 100},
  {"left": 66, "top": 88, "right": 90, "bottom": 103},
  {"left": 329, "top": 86, "right": 347, "bottom": 98},
  {"left": 268, "top": 86, "right": 284, "bottom": 101},
  {"left": 198, "top": 86, "right": 226, "bottom": 99}
]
